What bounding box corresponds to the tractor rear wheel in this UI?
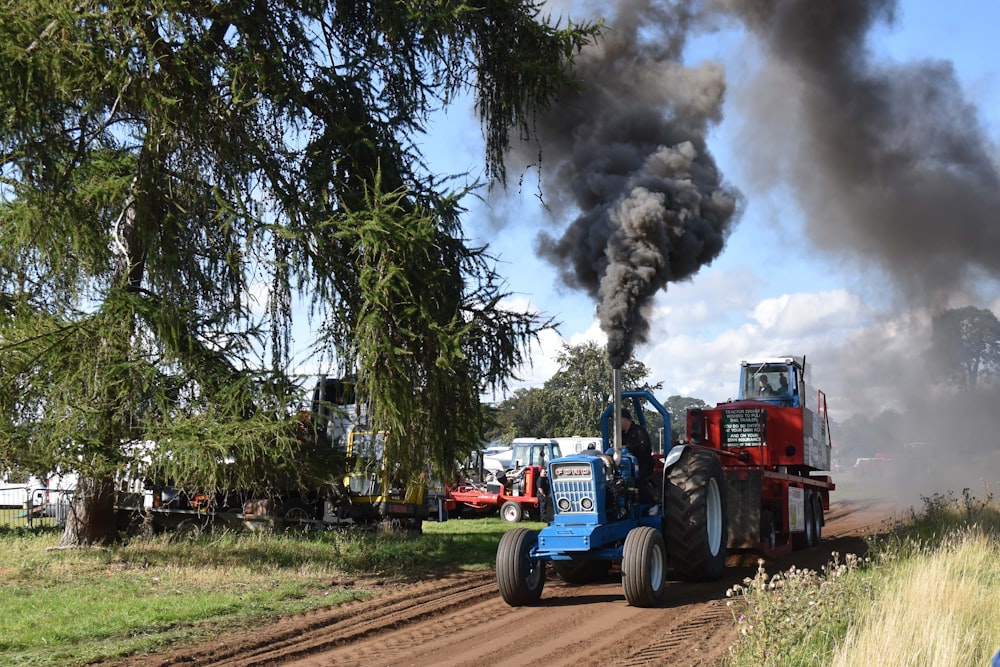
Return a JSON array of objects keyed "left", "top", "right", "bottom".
[
  {"left": 621, "top": 526, "right": 666, "bottom": 607},
  {"left": 496, "top": 528, "right": 545, "bottom": 606},
  {"left": 664, "top": 447, "right": 728, "bottom": 582},
  {"left": 500, "top": 500, "right": 523, "bottom": 523},
  {"left": 552, "top": 559, "right": 610, "bottom": 584}
]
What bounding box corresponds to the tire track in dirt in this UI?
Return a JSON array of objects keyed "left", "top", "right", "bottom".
[
  {"left": 280, "top": 572, "right": 740, "bottom": 667},
  {"left": 108, "top": 571, "right": 497, "bottom": 667},
  {"left": 104, "top": 499, "right": 890, "bottom": 667},
  {"left": 281, "top": 568, "right": 649, "bottom": 667},
  {"left": 213, "top": 574, "right": 498, "bottom": 667},
  {"left": 616, "top": 599, "right": 734, "bottom": 666}
]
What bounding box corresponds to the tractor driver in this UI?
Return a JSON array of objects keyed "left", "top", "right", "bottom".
[{"left": 621, "top": 409, "right": 655, "bottom": 505}]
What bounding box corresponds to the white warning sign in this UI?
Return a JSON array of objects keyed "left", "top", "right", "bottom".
[{"left": 721, "top": 408, "right": 766, "bottom": 447}]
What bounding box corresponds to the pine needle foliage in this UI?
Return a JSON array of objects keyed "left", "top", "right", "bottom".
[{"left": 0, "top": 0, "right": 602, "bottom": 543}]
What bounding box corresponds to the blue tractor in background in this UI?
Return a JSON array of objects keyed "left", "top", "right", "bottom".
[{"left": 496, "top": 381, "right": 728, "bottom": 607}]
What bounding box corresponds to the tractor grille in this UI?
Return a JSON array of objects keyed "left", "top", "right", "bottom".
[{"left": 550, "top": 462, "right": 597, "bottom": 514}]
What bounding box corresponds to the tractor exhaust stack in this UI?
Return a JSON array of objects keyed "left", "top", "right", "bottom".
[{"left": 612, "top": 367, "right": 623, "bottom": 465}]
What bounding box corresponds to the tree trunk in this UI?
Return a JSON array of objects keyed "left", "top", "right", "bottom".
[
  {"left": 59, "top": 474, "right": 119, "bottom": 547},
  {"left": 56, "top": 164, "right": 153, "bottom": 549}
]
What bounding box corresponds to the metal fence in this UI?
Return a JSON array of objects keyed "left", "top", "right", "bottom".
[{"left": 0, "top": 485, "right": 73, "bottom": 528}]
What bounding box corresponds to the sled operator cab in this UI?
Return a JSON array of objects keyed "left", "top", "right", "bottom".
[
  {"left": 685, "top": 355, "right": 834, "bottom": 554},
  {"left": 738, "top": 357, "right": 804, "bottom": 407}
]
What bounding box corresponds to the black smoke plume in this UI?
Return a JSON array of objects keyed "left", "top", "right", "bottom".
[
  {"left": 512, "top": 0, "right": 742, "bottom": 368},
  {"left": 515, "top": 0, "right": 998, "bottom": 374}
]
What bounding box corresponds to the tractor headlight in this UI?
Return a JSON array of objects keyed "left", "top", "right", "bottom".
[
  {"left": 580, "top": 497, "right": 594, "bottom": 511},
  {"left": 557, "top": 497, "right": 571, "bottom": 511}
]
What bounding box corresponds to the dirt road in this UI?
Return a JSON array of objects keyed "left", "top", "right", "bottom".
[{"left": 108, "top": 498, "right": 900, "bottom": 667}]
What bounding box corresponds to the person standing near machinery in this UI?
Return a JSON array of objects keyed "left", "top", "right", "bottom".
[{"left": 621, "top": 409, "right": 654, "bottom": 505}]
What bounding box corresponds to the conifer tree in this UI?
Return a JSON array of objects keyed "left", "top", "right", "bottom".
[{"left": 0, "top": 1, "right": 599, "bottom": 544}]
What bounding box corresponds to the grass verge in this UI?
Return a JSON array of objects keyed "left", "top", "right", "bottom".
[
  {"left": 0, "top": 517, "right": 541, "bottom": 667},
  {"left": 724, "top": 489, "right": 1000, "bottom": 667}
]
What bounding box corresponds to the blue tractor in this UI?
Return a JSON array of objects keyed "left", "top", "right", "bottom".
[{"left": 496, "top": 384, "right": 728, "bottom": 607}]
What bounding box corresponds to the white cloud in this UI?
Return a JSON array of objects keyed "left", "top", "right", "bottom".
[
  {"left": 245, "top": 280, "right": 271, "bottom": 317},
  {"left": 749, "top": 290, "right": 867, "bottom": 335},
  {"left": 493, "top": 296, "right": 604, "bottom": 397},
  {"left": 509, "top": 285, "right": 931, "bottom": 422},
  {"left": 632, "top": 288, "right": 871, "bottom": 408}
]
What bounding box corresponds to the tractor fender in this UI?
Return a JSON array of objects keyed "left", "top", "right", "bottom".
[{"left": 662, "top": 444, "right": 689, "bottom": 472}]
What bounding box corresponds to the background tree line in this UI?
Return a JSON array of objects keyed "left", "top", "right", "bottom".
[
  {"left": 491, "top": 306, "right": 1000, "bottom": 465},
  {"left": 484, "top": 341, "right": 707, "bottom": 449}
]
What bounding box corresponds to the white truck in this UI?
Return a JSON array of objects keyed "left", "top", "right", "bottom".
[
  {"left": 0, "top": 472, "right": 76, "bottom": 525},
  {"left": 0, "top": 476, "right": 46, "bottom": 510}
]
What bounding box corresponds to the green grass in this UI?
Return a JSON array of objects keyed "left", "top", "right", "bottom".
[
  {"left": 724, "top": 490, "right": 1000, "bottom": 667},
  {"left": 0, "top": 517, "right": 542, "bottom": 667}
]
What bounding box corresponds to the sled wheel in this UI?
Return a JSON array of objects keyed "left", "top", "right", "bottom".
[
  {"left": 171, "top": 519, "right": 203, "bottom": 542},
  {"left": 496, "top": 528, "right": 545, "bottom": 606},
  {"left": 664, "top": 447, "right": 728, "bottom": 581},
  {"left": 813, "top": 494, "right": 824, "bottom": 544},
  {"left": 621, "top": 526, "right": 666, "bottom": 607},
  {"left": 793, "top": 491, "right": 818, "bottom": 549},
  {"left": 131, "top": 514, "right": 156, "bottom": 541},
  {"left": 280, "top": 500, "right": 315, "bottom": 531},
  {"left": 760, "top": 509, "right": 777, "bottom": 551}
]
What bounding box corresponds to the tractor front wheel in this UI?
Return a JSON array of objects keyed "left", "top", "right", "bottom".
[
  {"left": 496, "top": 528, "right": 545, "bottom": 606},
  {"left": 621, "top": 526, "right": 666, "bottom": 607}
]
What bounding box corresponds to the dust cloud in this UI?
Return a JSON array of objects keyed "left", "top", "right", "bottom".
[{"left": 716, "top": 0, "right": 1000, "bottom": 508}]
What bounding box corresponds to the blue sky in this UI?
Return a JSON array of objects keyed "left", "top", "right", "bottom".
[{"left": 410, "top": 0, "right": 1000, "bottom": 422}]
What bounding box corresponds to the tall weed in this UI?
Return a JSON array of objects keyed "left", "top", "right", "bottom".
[
  {"left": 831, "top": 528, "right": 1000, "bottom": 666},
  {"left": 724, "top": 553, "right": 870, "bottom": 666},
  {"left": 726, "top": 492, "right": 1000, "bottom": 667}
]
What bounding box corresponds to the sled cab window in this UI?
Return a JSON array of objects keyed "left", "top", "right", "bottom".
[{"left": 743, "top": 364, "right": 791, "bottom": 399}]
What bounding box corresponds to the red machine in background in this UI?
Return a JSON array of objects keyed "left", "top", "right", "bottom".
[
  {"left": 686, "top": 355, "right": 834, "bottom": 553},
  {"left": 448, "top": 438, "right": 561, "bottom": 522}
]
